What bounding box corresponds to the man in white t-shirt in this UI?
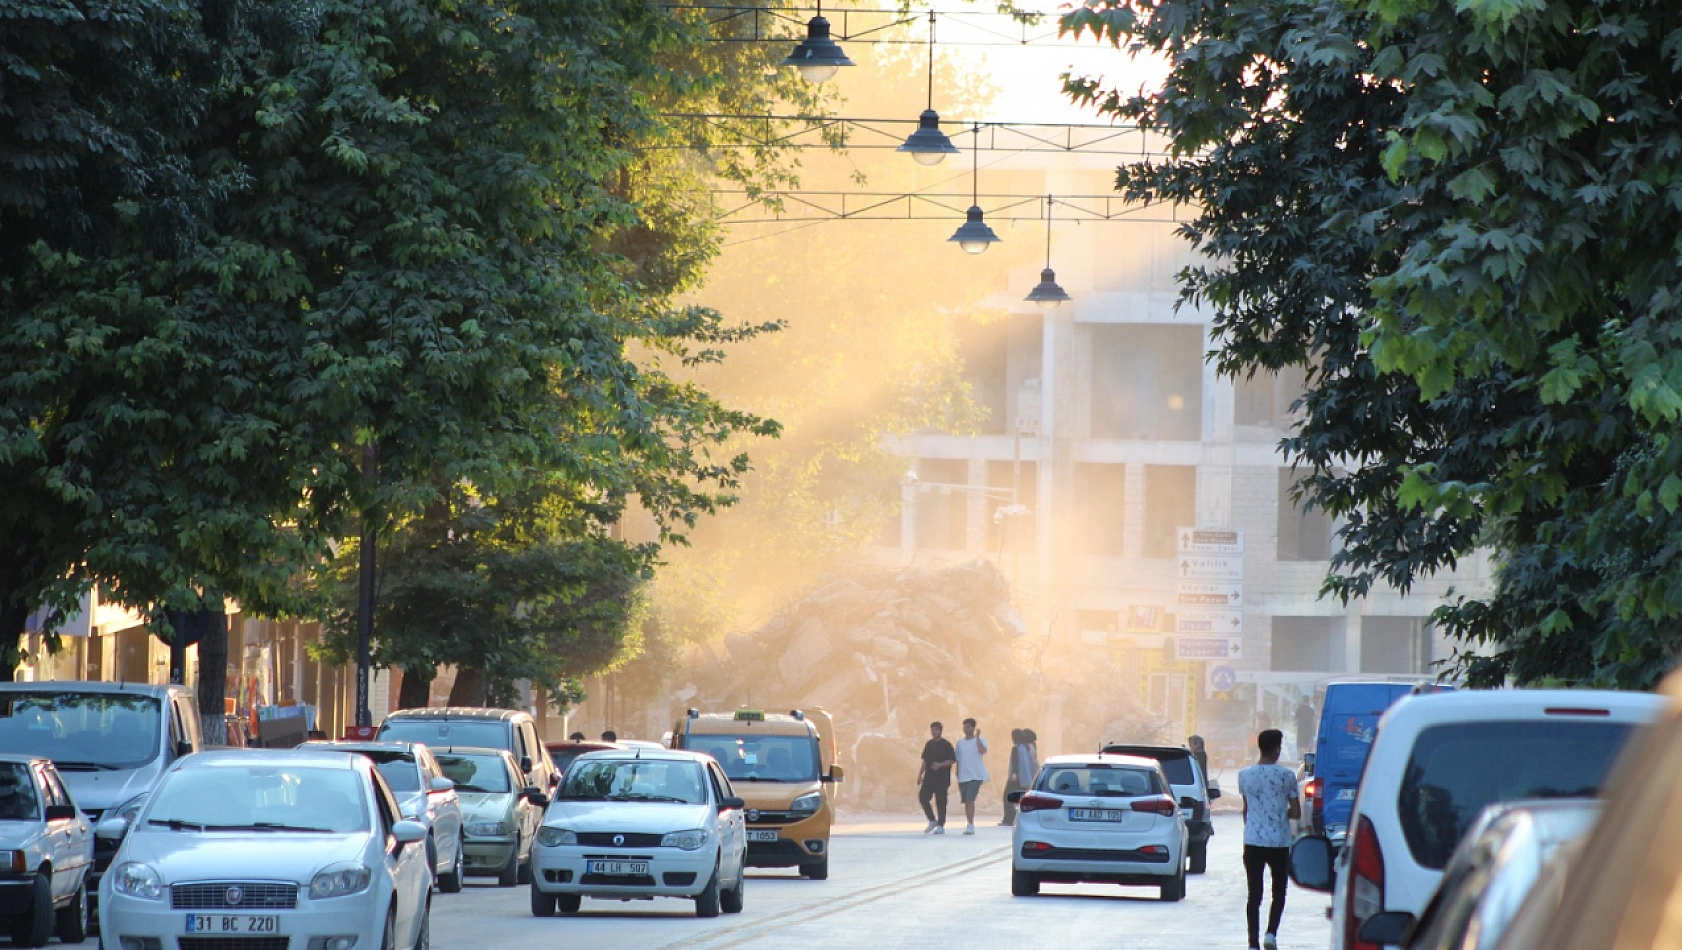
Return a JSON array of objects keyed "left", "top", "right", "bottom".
[
  {"left": 953, "top": 717, "right": 990, "bottom": 835},
  {"left": 1238, "top": 728, "right": 1300, "bottom": 950}
]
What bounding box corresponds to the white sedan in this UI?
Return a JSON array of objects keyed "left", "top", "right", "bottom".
[
  {"left": 0, "top": 755, "right": 94, "bottom": 947},
  {"left": 1007, "top": 753, "right": 1190, "bottom": 902},
  {"left": 99, "top": 750, "right": 432, "bottom": 950},
  {"left": 529, "top": 749, "right": 746, "bottom": 917}
]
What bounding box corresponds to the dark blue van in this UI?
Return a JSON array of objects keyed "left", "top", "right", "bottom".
[{"left": 1307, "top": 681, "right": 1452, "bottom": 840}]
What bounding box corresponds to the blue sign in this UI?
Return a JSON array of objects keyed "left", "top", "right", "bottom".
[{"left": 1209, "top": 665, "right": 1238, "bottom": 692}]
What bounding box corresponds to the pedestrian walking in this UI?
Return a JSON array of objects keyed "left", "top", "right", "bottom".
[
  {"left": 1188, "top": 734, "right": 1210, "bottom": 780},
  {"left": 917, "top": 721, "right": 957, "bottom": 834},
  {"left": 601, "top": 729, "right": 618, "bottom": 742},
  {"left": 953, "top": 717, "right": 990, "bottom": 835},
  {"left": 1239, "top": 728, "right": 1300, "bottom": 950},
  {"left": 1000, "top": 727, "right": 1040, "bottom": 826},
  {"left": 1295, "top": 698, "right": 1318, "bottom": 762}
]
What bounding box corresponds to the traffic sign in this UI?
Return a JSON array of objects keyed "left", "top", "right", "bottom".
[
  {"left": 1208, "top": 664, "right": 1238, "bottom": 692},
  {"left": 1177, "top": 528, "right": 1244, "bottom": 555},
  {"left": 1175, "top": 583, "right": 1242, "bottom": 608},
  {"left": 1177, "top": 555, "right": 1243, "bottom": 580},
  {"left": 1176, "top": 637, "right": 1243, "bottom": 661},
  {"left": 1175, "top": 609, "right": 1243, "bottom": 635}
]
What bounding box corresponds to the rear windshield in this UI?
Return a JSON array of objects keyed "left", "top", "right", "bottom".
[
  {"left": 1397, "top": 720, "right": 1634, "bottom": 869},
  {"left": 378, "top": 719, "right": 508, "bottom": 752},
  {"left": 1038, "top": 766, "right": 1162, "bottom": 797}
]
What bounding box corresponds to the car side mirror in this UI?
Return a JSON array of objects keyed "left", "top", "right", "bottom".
[
  {"left": 45, "top": 804, "right": 77, "bottom": 822},
  {"left": 175, "top": 740, "right": 195, "bottom": 758},
  {"left": 1290, "top": 835, "right": 1336, "bottom": 892},
  {"left": 1005, "top": 790, "right": 1024, "bottom": 804},
  {"left": 1302, "top": 753, "right": 1316, "bottom": 776},
  {"left": 428, "top": 776, "right": 455, "bottom": 793},
  {"left": 1208, "top": 787, "right": 1222, "bottom": 800},
  {"left": 1358, "top": 912, "right": 1416, "bottom": 946},
  {"left": 520, "top": 756, "right": 533, "bottom": 773},
  {"left": 720, "top": 797, "right": 745, "bottom": 811},
  {"left": 1179, "top": 796, "right": 1198, "bottom": 810},
  {"left": 392, "top": 820, "right": 427, "bottom": 846},
  {"left": 522, "top": 787, "right": 548, "bottom": 807},
  {"left": 830, "top": 765, "right": 844, "bottom": 783}
]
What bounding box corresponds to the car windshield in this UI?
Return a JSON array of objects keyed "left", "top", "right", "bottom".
[
  {"left": 435, "top": 753, "right": 511, "bottom": 794},
  {"left": 1397, "top": 720, "right": 1634, "bottom": 869},
  {"left": 361, "top": 753, "right": 421, "bottom": 792},
  {"left": 0, "top": 692, "right": 162, "bottom": 771},
  {"left": 548, "top": 749, "right": 592, "bottom": 774},
  {"left": 690, "top": 735, "right": 818, "bottom": 782},
  {"left": 378, "top": 719, "right": 509, "bottom": 751},
  {"left": 561, "top": 759, "right": 707, "bottom": 803},
  {"left": 1038, "top": 766, "right": 1161, "bottom": 797},
  {"left": 146, "top": 765, "right": 368, "bottom": 833},
  {"left": 0, "top": 763, "right": 39, "bottom": 820}
]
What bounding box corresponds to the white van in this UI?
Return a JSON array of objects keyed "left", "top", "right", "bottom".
[{"left": 1290, "top": 689, "right": 1662, "bottom": 950}]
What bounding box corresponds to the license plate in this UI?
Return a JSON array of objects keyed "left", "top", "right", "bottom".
[
  {"left": 746, "top": 830, "right": 780, "bottom": 842},
  {"left": 185, "top": 915, "right": 279, "bottom": 934},
  {"left": 1337, "top": 788, "right": 1356, "bottom": 801},
  {"left": 1181, "top": 808, "right": 1195, "bottom": 820},
  {"left": 1068, "top": 808, "right": 1126, "bottom": 822},
  {"left": 586, "top": 860, "right": 649, "bottom": 876}
]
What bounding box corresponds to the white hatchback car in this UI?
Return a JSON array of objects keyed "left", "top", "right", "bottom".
[
  {"left": 99, "top": 750, "right": 432, "bottom": 950},
  {"left": 0, "top": 755, "right": 94, "bottom": 947},
  {"left": 1290, "top": 689, "right": 1663, "bottom": 950},
  {"left": 1007, "top": 753, "right": 1189, "bottom": 902},
  {"left": 529, "top": 749, "right": 746, "bottom": 918}
]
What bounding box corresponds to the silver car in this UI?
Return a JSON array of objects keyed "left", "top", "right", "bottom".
[
  {"left": 433, "top": 748, "right": 543, "bottom": 887},
  {"left": 302, "top": 741, "right": 464, "bottom": 893},
  {"left": 0, "top": 756, "right": 94, "bottom": 946}
]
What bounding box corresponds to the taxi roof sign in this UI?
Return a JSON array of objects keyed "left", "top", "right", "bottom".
[{"left": 734, "top": 709, "right": 766, "bottom": 721}]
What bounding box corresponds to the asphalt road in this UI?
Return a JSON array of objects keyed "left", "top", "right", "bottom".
[{"left": 431, "top": 813, "right": 1332, "bottom": 950}]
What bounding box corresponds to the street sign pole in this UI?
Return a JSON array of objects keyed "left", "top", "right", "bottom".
[{"left": 355, "top": 441, "right": 377, "bottom": 729}]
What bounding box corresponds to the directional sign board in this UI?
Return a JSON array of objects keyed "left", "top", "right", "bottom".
[
  {"left": 1177, "top": 637, "right": 1244, "bottom": 661},
  {"left": 1177, "top": 555, "right": 1243, "bottom": 580},
  {"left": 1176, "top": 528, "right": 1244, "bottom": 555},
  {"left": 1175, "top": 609, "right": 1243, "bottom": 635},
  {"left": 1208, "top": 664, "right": 1239, "bottom": 692},
  {"left": 1175, "top": 583, "right": 1243, "bottom": 608}
]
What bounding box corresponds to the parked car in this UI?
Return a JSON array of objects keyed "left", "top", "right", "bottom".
[
  {"left": 432, "top": 748, "right": 543, "bottom": 887},
  {"left": 1310, "top": 681, "right": 1453, "bottom": 842},
  {"left": 302, "top": 741, "right": 465, "bottom": 893},
  {"left": 528, "top": 748, "right": 747, "bottom": 918},
  {"left": 1007, "top": 753, "right": 1190, "bottom": 902},
  {"left": 1098, "top": 743, "right": 1217, "bottom": 873},
  {"left": 98, "top": 749, "right": 431, "bottom": 950},
  {"left": 1289, "top": 688, "right": 1662, "bottom": 950},
  {"left": 377, "top": 707, "right": 558, "bottom": 792},
  {"left": 542, "top": 741, "right": 618, "bottom": 779},
  {"left": 0, "top": 755, "right": 95, "bottom": 947},
  {"left": 1347, "top": 798, "right": 1600, "bottom": 950},
  {"left": 1490, "top": 669, "right": 1682, "bottom": 950},
  {"left": 0, "top": 682, "right": 202, "bottom": 923}
]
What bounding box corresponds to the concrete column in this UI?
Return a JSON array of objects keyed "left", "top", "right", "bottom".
[{"left": 1344, "top": 613, "right": 1364, "bottom": 674}]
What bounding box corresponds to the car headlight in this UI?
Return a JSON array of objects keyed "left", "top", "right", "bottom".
[
  {"left": 309, "top": 862, "right": 372, "bottom": 900},
  {"left": 112, "top": 863, "right": 165, "bottom": 900},
  {"left": 661, "top": 829, "right": 711, "bottom": 851},
  {"left": 466, "top": 821, "right": 512, "bottom": 837},
  {"left": 536, "top": 827, "right": 577, "bottom": 848},
  {"left": 790, "top": 792, "right": 822, "bottom": 815}
]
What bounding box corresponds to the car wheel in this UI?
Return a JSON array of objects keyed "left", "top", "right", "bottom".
[
  {"left": 438, "top": 845, "right": 464, "bottom": 894},
  {"left": 557, "top": 894, "right": 581, "bottom": 915},
  {"left": 694, "top": 871, "right": 722, "bottom": 918},
  {"left": 720, "top": 869, "right": 745, "bottom": 914},
  {"left": 411, "top": 898, "right": 430, "bottom": 950},
  {"left": 530, "top": 882, "right": 556, "bottom": 918},
  {"left": 1010, "top": 868, "right": 1040, "bottom": 897},
  {"left": 496, "top": 843, "right": 519, "bottom": 888},
  {"left": 12, "top": 872, "right": 52, "bottom": 949},
  {"left": 55, "top": 879, "right": 88, "bottom": 944},
  {"left": 1188, "top": 841, "right": 1207, "bottom": 874},
  {"left": 800, "top": 858, "right": 829, "bottom": 881},
  {"left": 1160, "top": 864, "right": 1186, "bottom": 902}
]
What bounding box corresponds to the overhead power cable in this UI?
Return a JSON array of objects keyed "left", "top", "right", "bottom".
[
  {"left": 712, "top": 190, "right": 1184, "bottom": 224},
  {"left": 652, "top": 114, "right": 1169, "bottom": 158}
]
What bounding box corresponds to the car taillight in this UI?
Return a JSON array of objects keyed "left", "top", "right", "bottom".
[
  {"left": 1346, "top": 815, "right": 1385, "bottom": 950},
  {"left": 1305, "top": 778, "right": 1321, "bottom": 805},
  {"left": 1018, "top": 793, "right": 1063, "bottom": 814},
  {"left": 1130, "top": 796, "right": 1177, "bottom": 817}
]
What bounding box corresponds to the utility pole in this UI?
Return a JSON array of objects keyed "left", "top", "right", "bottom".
[{"left": 355, "top": 441, "right": 377, "bottom": 728}]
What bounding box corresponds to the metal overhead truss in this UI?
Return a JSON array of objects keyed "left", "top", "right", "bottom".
[
  {"left": 663, "top": 4, "right": 1072, "bottom": 49},
  {"left": 714, "top": 190, "right": 1185, "bottom": 224},
  {"left": 653, "top": 113, "right": 1166, "bottom": 158}
]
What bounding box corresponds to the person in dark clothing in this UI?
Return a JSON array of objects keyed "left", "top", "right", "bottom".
[
  {"left": 1188, "top": 734, "right": 1210, "bottom": 781},
  {"left": 1295, "top": 699, "right": 1318, "bottom": 761},
  {"left": 917, "top": 721, "right": 957, "bottom": 834},
  {"left": 1240, "top": 729, "right": 1300, "bottom": 950}
]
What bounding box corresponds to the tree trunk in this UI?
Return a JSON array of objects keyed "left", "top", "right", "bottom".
[
  {"left": 448, "top": 666, "right": 488, "bottom": 707},
  {"left": 0, "top": 603, "right": 26, "bottom": 682},
  {"left": 397, "top": 668, "right": 433, "bottom": 709},
  {"left": 196, "top": 611, "right": 229, "bottom": 745}
]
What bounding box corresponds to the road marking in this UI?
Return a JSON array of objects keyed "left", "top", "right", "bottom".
[{"left": 650, "top": 846, "right": 1011, "bottom": 950}]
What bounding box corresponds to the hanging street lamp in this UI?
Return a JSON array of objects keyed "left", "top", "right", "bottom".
[
  {"left": 782, "top": 2, "right": 855, "bottom": 84},
  {"left": 949, "top": 125, "right": 1000, "bottom": 254},
  {"left": 897, "top": 13, "right": 960, "bottom": 165},
  {"left": 1025, "top": 195, "right": 1071, "bottom": 310}
]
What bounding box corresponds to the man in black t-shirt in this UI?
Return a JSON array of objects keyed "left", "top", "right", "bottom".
[{"left": 917, "top": 721, "right": 957, "bottom": 834}]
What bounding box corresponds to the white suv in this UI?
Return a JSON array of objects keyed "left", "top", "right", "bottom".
[{"left": 1289, "top": 689, "right": 1663, "bottom": 950}]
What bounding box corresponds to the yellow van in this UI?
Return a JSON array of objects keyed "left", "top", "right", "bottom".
[{"left": 673, "top": 708, "right": 843, "bottom": 879}]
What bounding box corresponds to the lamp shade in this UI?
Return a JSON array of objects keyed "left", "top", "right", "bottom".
[
  {"left": 897, "top": 110, "right": 961, "bottom": 165},
  {"left": 1025, "top": 267, "right": 1071, "bottom": 310},
  {"left": 782, "top": 15, "right": 854, "bottom": 83},
  {"left": 948, "top": 205, "right": 1001, "bottom": 255}
]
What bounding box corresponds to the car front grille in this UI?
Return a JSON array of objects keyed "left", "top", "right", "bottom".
[
  {"left": 178, "top": 938, "right": 289, "bottom": 950},
  {"left": 171, "top": 883, "right": 298, "bottom": 911},
  {"left": 746, "top": 811, "right": 802, "bottom": 824},
  {"left": 576, "top": 833, "right": 663, "bottom": 848}
]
